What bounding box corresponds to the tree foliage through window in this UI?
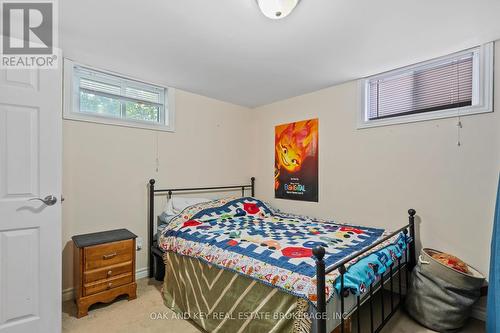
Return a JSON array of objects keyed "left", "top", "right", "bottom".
[{"left": 80, "top": 92, "right": 160, "bottom": 122}]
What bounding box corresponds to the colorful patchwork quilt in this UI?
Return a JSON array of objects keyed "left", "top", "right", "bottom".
[{"left": 159, "top": 197, "right": 407, "bottom": 305}]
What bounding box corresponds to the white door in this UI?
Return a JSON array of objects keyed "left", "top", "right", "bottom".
[{"left": 0, "top": 66, "right": 62, "bottom": 333}]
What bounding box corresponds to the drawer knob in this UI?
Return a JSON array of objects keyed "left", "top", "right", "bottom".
[
  {"left": 107, "top": 282, "right": 113, "bottom": 289},
  {"left": 107, "top": 270, "right": 113, "bottom": 277},
  {"left": 103, "top": 252, "right": 117, "bottom": 260}
]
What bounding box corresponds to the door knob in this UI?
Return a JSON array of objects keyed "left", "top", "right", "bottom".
[{"left": 29, "top": 195, "right": 58, "bottom": 206}]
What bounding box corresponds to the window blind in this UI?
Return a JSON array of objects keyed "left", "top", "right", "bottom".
[
  {"left": 368, "top": 54, "right": 474, "bottom": 120},
  {"left": 75, "top": 66, "right": 164, "bottom": 106},
  {"left": 73, "top": 65, "right": 166, "bottom": 124}
]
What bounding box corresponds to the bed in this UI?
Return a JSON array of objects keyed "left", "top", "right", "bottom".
[{"left": 148, "top": 178, "right": 417, "bottom": 333}]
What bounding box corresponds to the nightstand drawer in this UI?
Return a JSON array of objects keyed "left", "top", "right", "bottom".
[
  {"left": 84, "top": 239, "right": 133, "bottom": 270},
  {"left": 84, "top": 261, "right": 133, "bottom": 283},
  {"left": 83, "top": 273, "right": 133, "bottom": 296}
]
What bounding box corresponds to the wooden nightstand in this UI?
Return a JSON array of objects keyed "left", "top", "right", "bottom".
[{"left": 72, "top": 229, "right": 137, "bottom": 318}]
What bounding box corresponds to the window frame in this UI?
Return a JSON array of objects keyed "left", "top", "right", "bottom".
[
  {"left": 63, "top": 58, "right": 175, "bottom": 132},
  {"left": 358, "top": 42, "right": 494, "bottom": 129}
]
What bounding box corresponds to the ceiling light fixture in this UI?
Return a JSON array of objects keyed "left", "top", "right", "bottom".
[{"left": 256, "top": 0, "right": 300, "bottom": 20}]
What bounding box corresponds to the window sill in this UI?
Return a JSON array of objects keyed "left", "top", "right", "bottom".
[
  {"left": 357, "top": 104, "right": 493, "bottom": 129},
  {"left": 63, "top": 112, "right": 175, "bottom": 132}
]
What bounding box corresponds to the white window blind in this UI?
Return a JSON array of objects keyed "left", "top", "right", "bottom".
[
  {"left": 368, "top": 54, "right": 473, "bottom": 120},
  {"left": 73, "top": 65, "right": 168, "bottom": 126},
  {"left": 359, "top": 43, "right": 493, "bottom": 128}
]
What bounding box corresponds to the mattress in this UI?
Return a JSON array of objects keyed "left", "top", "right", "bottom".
[
  {"left": 162, "top": 250, "right": 408, "bottom": 333},
  {"left": 159, "top": 197, "right": 408, "bottom": 332}
]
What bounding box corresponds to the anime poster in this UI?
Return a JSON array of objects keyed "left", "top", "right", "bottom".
[{"left": 274, "top": 118, "right": 318, "bottom": 202}]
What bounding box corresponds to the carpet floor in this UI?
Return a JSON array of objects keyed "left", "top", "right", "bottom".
[{"left": 62, "top": 278, "right": 485, "bottom": 333}]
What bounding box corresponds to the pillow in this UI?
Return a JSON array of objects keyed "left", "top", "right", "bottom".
[
  {"left": 159, "top": 211, "right": 175, "bottom": 225},
  {"left": 165, "top": 196, "right": 211, "bottom": 216}
]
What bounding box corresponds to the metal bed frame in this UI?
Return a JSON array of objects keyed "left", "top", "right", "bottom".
[
  {"left": 147, "top": 177, "right": 416, "bottom": 333},
  {"left": 313, "top": 209, "right": 416, "bottom": 333},
  {"left": 148, "top": 177, "right": 255, "bottom": 280}
]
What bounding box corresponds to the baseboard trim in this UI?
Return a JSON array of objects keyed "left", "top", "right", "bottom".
[
  {"left": 62, "top": 267, "right": 149, "bottom": 302},
  {"left": 135, "top": 267, "right": 149, "bottom": 280},
  {"left": 62, "top": 287, "right": 74, "bottom": 302}
]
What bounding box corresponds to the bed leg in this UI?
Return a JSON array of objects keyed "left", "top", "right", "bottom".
[
  {"left": 149, "top": 253, "right": 154, "bottom": 279},
  {"left": 154, "top": 254, "right": 165, "bottom": 281},
  {"left": 408, "top": 209, "right": 416, "bottom": 270},
  {"left": 313, "top": 246, "right": 327, "bottom": 333}
]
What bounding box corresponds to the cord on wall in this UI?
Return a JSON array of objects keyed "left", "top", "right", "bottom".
[
  {"left": 155, "top": 132, "right": 160, "bottom": 173},
  {"left": 457, "top": 118, "right": 462, "bottom": 147}
]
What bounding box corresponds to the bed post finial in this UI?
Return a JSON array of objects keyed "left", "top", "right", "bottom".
[
  {"left": 312, "top": 246, "right": 325, "bottom": 260},
  {"left": 149, "top": 179, "right": 156, "bottom": 185},
  {"left": 313, "top": 246, "right": 326, "bottom": 333},
  {"left": 408, "top": 208, "right": 416, "bottom": 270},
  {"left": 251, "top": 177, "right": 255, "bottom": 197}
]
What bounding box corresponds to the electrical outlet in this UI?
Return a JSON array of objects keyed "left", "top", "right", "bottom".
[{"left": 136, "top": 237, "right": 143, "bottom": 251}]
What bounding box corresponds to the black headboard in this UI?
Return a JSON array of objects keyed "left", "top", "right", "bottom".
[{"left": 147, "top": 177, "right": 255, "bottom": 278}]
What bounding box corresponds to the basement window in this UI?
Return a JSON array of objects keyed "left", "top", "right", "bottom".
[
  {"left": 358, "top": 43, "right": 493, "bottom": 128},
  {"left": 64, "top": 59, "right": 175, "bottom": 131}
]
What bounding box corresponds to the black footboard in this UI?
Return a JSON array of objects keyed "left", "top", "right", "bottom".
[{"left": 313, "top": 209, "right": 417, "bottom": 333}]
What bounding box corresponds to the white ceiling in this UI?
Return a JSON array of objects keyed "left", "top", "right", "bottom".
[{"left": 61, "top": 0, "right": 500, "bottom": 108}]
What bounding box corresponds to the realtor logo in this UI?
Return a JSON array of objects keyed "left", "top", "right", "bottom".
[{"left": 1, "top": 0, "right": 58, "bottom": 68}]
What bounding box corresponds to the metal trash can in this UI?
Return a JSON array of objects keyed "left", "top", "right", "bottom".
[{"left": 405, "top": 248, "right": 485, "bottom": 332}]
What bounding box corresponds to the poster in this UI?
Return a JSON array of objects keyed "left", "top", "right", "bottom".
[{"left": 274, "top": 118, "right": 318, "bottom": 202}]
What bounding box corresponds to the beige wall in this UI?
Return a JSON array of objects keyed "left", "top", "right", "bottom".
[
  {"left": 63, "top": 43, "right": 500, "bottom": 291},
  {"left": 62, "top": 89, "right": 253, "bottom": 290},
  {"left": 251, "top": 43, "right": 500, "bottom": 277}
]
